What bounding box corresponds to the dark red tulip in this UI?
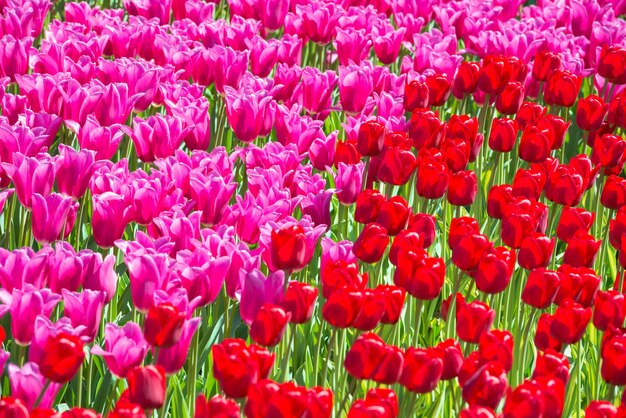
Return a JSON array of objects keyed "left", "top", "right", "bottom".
[
  {"left": 593, "top": 290, "right": 626, "bottom": 332},
  {"left": 353, "top": 223, "right": 390, "bottom": 264},
  {"left": 320, "top": 259, "right": 367, "bottom": 298},
  {"left": 403, "top": 79, "right": 429, "bottom": 112},
  {"left": 416, "top": 157, "right": 449, "bottom": 199},
  {"left": 512, "top": 168, "right": 546, "bottom": 200},
  {"left": 40, "top": 333, "right": 85, "bottom": 383},
  {"left": 377, "top": 147, "right": 417, "bottom": 186},
  {"left": 534, "top": 314, "right": 563, "bottom": 352},
  {"left": 555, "top": 265, "right": 600, "bottom": 307},
  {"left": 608, "top": 93, "right": 626, "bottom": 130},
  {"left": 454, "top": 61, "right": 481, "bottom": 97},
  {"left": 377, "top": 285, "right": 406, "bottom": 324},
  {"left": 532, "top": 349, "right": 570, "bottom": 386},
  {"left": 435, "top": 339, "right": 464, "bottom": 380},
  {"left": 127, "top": 366, "right": 166, "bottom": 410},
  {"left": 448, "top": 217, "right": 480, "bottom": 251},
  {"left": 593, "top": 134, "right": 626, "bottom": 174},
  {"left": 250, "top": 304, "right": 291, "bottom": 347},
  {"left": 518, "top": 233, "right": 555, "bottom": 270},
  {"left": 550, "top": 299, "right": 592, "bottom": 345},
  {"left": 400, "top": 347, "right": 443, "bottom": 393},
  {"left": 562, "top": 231, "right": 601, "bottom": 268},
  {"left": 522, "top": 269, "right": 561, "bottom": 309},
  {"left": 363, "top": 389, "right": 398, "bottom": 417},
  {"left": 475, "top": 247, "right": 516, "bottom": 294},
  {"left": 598, "top": 46, "right": 626, "bottom": 84},
  {"left": 281, "top": 282, "right": 318, "bottom": 324},
  {"left": 556, "top": 206, "right": 594, "bottom": 243},
  {"left": 355, "top": 189, "right": 385, "bottom": 224},
  {"left": 478, "top": 55, "right": 511, "bottom": 96},
  {"left": 602, "top": 175, "right": 626, "bottom": 210},
  {"left": 532, "top": 50, "right": 561, "bottom": 82},
  {"left": 322, "top": 289, "right": 362, "bottom": 328},
  {"left": 489, "top": 118, "right": 518, "bottom": 153},
  {"left": 389, "top": 230, "right": 424, "bottom": 266},
  {"left": 501, "top": 200, "right": 547, "bottom": 248},
  {"left": 447, "top": 170, "right": 477, "bottom": 206},
  {"left": 447, "top": 115, "right": 480, "bottom": 160},
  {"left": 576, "top": 95, "right": 608, "bottom": 131},
  {"left": 478, "top": 330, "right": 514, "bottom": 372},
  {"left": 344, "top": 333, "right": 403, "bottom": 384},
  {"left": 212, "top": 339, "right": 274, "bottom": 399},
  {"left": 441, "top": 137, "right": 470, "bottom": 172},
  {"left": 487, "top": 185, "right": 513, "bottom": 219},
  {"left": 544, "top": 164, "right": 585, "bottom": 206},
  {"left": 394, "top": 251, "right": 445, "bottom": 300},
  {"left": 501, "top": 380, "right": 544, "bottom": 418},
  {"left": 245, "top": 380, "right": 332, "bottom": 418},
  {"left": 461, "top": 361, "right": 508, "bottom": 409},
  {"left": 441, "top": 293, "right": 465, "bottom": 322},
  {"left": 544, "top": 69, "right": 581, "bottom": 108},
  {"left": 270, "top": 224, "right": 307, "bottom": 271},
  {"left": 195, "top": 394, "right": 240, "bottom": 418},
  {"left": 143, "top": 303, "right": 186, "bottom": 348},
  {"left": 540, "top": 115, "right": 570, "bottom": 151},
  {"left": 425, "top": 74, "right": 452, "bottom": 106},
  {"left": 451, "top": 233, "right": 492, "bottom": 272},
  {"left": 61, "top": 409, "right": 100, "bottom": 418},
  {"left": 407, "top": 213, "right": 436, "bottom": 247},
  {"left": 516, "top": 101, "right": 545, "bottom": 130},
  {"left": 459, "top": 406, "right": 497, "bottom": 418},
  {"left": 357, "top": 120, "right": 386, "bottom": 157},
  {"left": 601, "top": 333, "right": 626, "bottom": 386},
  {"left": 351, "top": 289, "right": 385, "bottom": 331},
  {"left": 408, "top": 110, "right": 444, "bottom": 150},
  {"left": 584, "top": 401, "right": 619, "bottom": 418},
  {"left": 375, "top": 196, "right": 410, "bottom": 236},
  {"left": 496, "top": 81, "right": 524, "bottom": 115},
  {"left": 456, "top": 300, "right": 495, "bottom": 344},
  {"left": 519, "top": 126, "right": 551, "bottom": 163},
  {"left": 0, "top": 397, "right": 29, "bottom": 418}
]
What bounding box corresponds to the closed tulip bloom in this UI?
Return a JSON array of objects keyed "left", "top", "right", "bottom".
[
  {"left": 602, "top": 175, "right": 626, "bottom": 210},
  {"left": 373, "top": 27, "right": 405, "bottom": 65},
  {"left": 91, "top": 323, "right": 149, "bottom": 378},
  {"left": 576, "top": 95, "right": 608, "bottom": 131},
  {"left": 353, "top": 223, "right": 390, "bottom": 264},
  {"left": 563, "top": 231, "right": 601, "bottom": 268},
  {"left": 598, "top": 46, "right": 626, "bottom": 84},
  {"left": 127, "top": 366, "right": 166, "bottom": 410},
  {"left": 532, "top": 50, "right": 561, "bottom": 82},
  {"left": 435, "top": 339, "right": 464, "bottom": 380},
  {"left": 456, "top": 300, "right": 495, "bottom": 343},
  {"left": 489, "top": 118, "right": 518, "bottom": 153},
  {"left": 270, "top": 224, "right": 307, "bottom": 272},
  {"left": 394, "top": 252, "right": 445, "bottom": 300},
  {"left": 593, "top": 290, "right": 626, "bottom": 331},
  {"left": 389, "top": 230, "right": 424, "bottom": 265},
  {"left": 452, "top": 233, "right": 492, "bottom": 272},
  {"left": 556, "top": 206, "right": 594, "bottom": 242},
  {"left": 512, "top": 168, "right": 545, "bottom": 200},
  {"left": 441, "top": 137, "right": 470, "bottom": 172},
  {"left": 335, "top": 162, "right": 364, "bottom": 205},
  {"left": 407, "top": 213, "right": 437, "bottom": 248},
  {"left": 516, "top": 102, "right": 546, "bottom": 130},
  {"left": 355, "top": 190, "right": 385, "bottom": 224},
  {"left": 447, "top": 170, "right": 477, "bottom": 206},
  {"left": 448, "top": 217, "right": 480, "bottom": 250},
  {"left": 195, "top": 394, "right": 240, "bottom": 418},
  {"left": 31, "top": 193, "right": 78, "bottom": 244},
  {"left": 351, "top": 388, "right": 398, "bottom": 418},
  {"left": 338, "top": 66, "right": 373, "bottom": 115},
  {"left": 378, "top": 285, "right": 406, "bottom": 325},
  {"left": 62, "top": 289, "right": 106, "bottom": 342},
  {"left": 518, "top": 233, "right": 555, "bottom": 270},
  {"left": 534, "top": 314, "right": 562, "bottom": 352},
  {"left": 461, "top": 361, "right": 507, "bottom": 409},
  {"left": 601, "top": 333, "right": 626, "bottom": 386},
  {"left": 92, "top": 192, "right": 131, "bottom": 249},
  {"left": 0, "top": 397, "right": 29, "bottom": 418},
  {"left": 544, "top": 165, "right": 585, "bottom": 206},
  {"left": 454, "top": 61, "right": 481, "bottom": 97},
  {"left": 550, "top": 299, "right": 592, "bottom": 345},
  {"left": 400, "top": 347, "right": 443, "bottom": 393},
  {"left": 409, "top": 110, "right": 444, "bottom": 150},
  {"left": 377, "top": 146, "right": 417, "bottom": 186},
  {"left": 0, "top": 35, "right": 31, "bottom": 81},
  {"left": 519, "top": 126, "right": 551, "bottom": 163},
  {"left": 357, "top": 120, "right": 386, "bottom": 157},
  {"left": 532, "top": 349, "right": 570, "bottom": 385},
  {"left": 544, "top": 69, "right": 581, "bottom": 108},
  {"left": 474, "top": 247, "right": 515, "bottom": 294},
  {"left": 345, "top": 333, "right": 403, "bottom": 384},
  {"left": 425, "top": 74, "right": 451, "bottom": 106},
  {"left": 459, "top": 406, "right": 497, "bottom": 418},
  {"left": 61, "top": 408, "right": 100, "bottom": 418},
  {"left": 403, "top": 79, "right": 429, "bottom": 111},
  {"left": 522, "top": 269, "right": 561, "bottom": 309},
  {"left": 585, "top": 401, "right": 619, "bottom": 418},
  {"left": 143, "top": 303, "right": 186, "bottom": 348},
  {"left": 487, "top": 185, "right": 513, "bottom": 219},
  {"left": 478, "top": 330, "right": 514, "bottom": 372},
  {"left": 351, "top": 290, "right": 385, "bottom": 331},
  {"left": 416, "top": 157, "right": 449, "bottom": 199},
  {"left": 496, "top": 82, "right": 524, "bottom": 115},
  {"left": 281, "top": 282, "right": 317, "bottom": 324},
  {"left": 478, "top": 55, "right": 511, "bottom": 96},
  {"left": 375, "top": 196, "right": 410, "bottom": 236},
  {"left": 39, "top": 333, "right": 85, "bottom": 383},
  {"left": 250, "top": 304, "right": 291, "bottom": 347},
  {"left": 322, "top": 289, "right": 362, "bottom": 328},
  {"left": 501, "top": 380, "right": 544, "bottom": 418},
  {"left": 555, "top": 265, "right": 600, "bottom": 307}
]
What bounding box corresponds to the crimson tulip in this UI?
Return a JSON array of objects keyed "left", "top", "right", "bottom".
[
  {"left": 478, "top": 330, "right": 514, "bottom": 372},
  {"left": 281, "top": 282, "right": 318, "bottom": 324},
  {"left": 522, "top": 269, "right": 561, "bottom": 309},
  {"left": 532, "top": 349, "right": 570, "bottom": 386},
  {"left": 474, "top": 247, "right": 516, "bottom": 294},
  {"left": 518, "top": 233, "right": 554, "bottom": 270},
  {"left": 556, "top": 206, "right": 594, "bottom": 243},
  {"left": 532, "top": 50, "right": 561, "bottom": 82},
  {"left": 357, "top": 120, "right": 386, "bottom": 157},
  {"left": 322, "top": 289, "right": 362, "bottom": 328},
  {"left": 127, "top": 366, "right": 166, "bottom": 410},
  {"left": 534, "top": 314, "right": 563, "bottom": 352},
  {"left": 593, "top": 290, "right": 626, "bottom": 331},
  {"left": 375, "top": 196, "right": 410, "bottom": 236},
  {"left": 400, "top": 347, "right": 443, "bottom": 393},
  {"left": 403, "top": 79, "right": 429, "bottom": 112},
  {"left": 435, "top": 339, "right": 464, "bottom": 380},
  {"left": 461, "top": 361, "right": 508, "bottom": 409},
  {"left": 447, "top": 170, "right": 477, "bottom": 206},
  {"left": 416, "top": 157, "right": 449, "bottom": 199},
  {"left": 489, "top": 118, "right": 518, "bottom": 153},
  {"left": 550, "top": 299, "right": 592, "bottom": 345},
  {"left": 456, "top": 300, "right": 495, "bottom": 343},
  {"left": 143, "top": 303, "right": 186, "bottom": 348},
  {"left": 250, "top": 303, "right": 291, "bottom": 347},
  {"left": 576, "top": 95, "right": 608, "bottom": 131},
  {"left": 454, "top": 61, "right": 481, "bottom": 97},
  {"left": 598, "top": 46, "right": 626, "bottom": 84},
  {"left": 353, "top": 223, "right": 390, "bottom": 263},
  {"left": 544, "top": 69, "right": 581, "bottom": 108},
  {"left": 195, "top": 394, "right": 239, "bottom": 418},
  {"left": 270, "top": 224, "right": 307, "bottom": 271},
  {"left": 39, "top": 333, "right": 85, "bottom": 383},
  {"left": 425, "top": 74, "right": 451, "bottom": 106},
  {"left": 496, "top": 81, "right": 524, "bottom": 115}
]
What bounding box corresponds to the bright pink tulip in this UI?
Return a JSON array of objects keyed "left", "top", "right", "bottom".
[
  {"left": 224, "top": 86, "right": 273, "bottom": 143},
  {"left": 2, "top": 153, "right": 54, "bottom": 209},
  {"left": 335, "top": 162, "right": 364, "bottom": 205},
  {"left": 62, "top": 289, "right": 105, "bottom": 342},
  {"left": 156, "top": 318, "right": 200, "bottom": 374},
  {"left": 8, "top": 363, "right": 61, "bottom": 409},
  {"left": 239, "top": 269, "right": 285, "bottom": 325},
  {"left": 0, "top": 35, "right": 31, "bottom": 81},
  {"left": 0, "top": 286, "right": 60, "bottom": 345},
  {"left": 91, "top": 322, "right": 149, "bottom": 378},
  {"left": 31, "top": 193, "right": 78, "bottom": 244},
  {"left": 190, "top": 172, "right": 237, "bottom": 226},
  {"left": 131, "top": 115, "right": 190, "bottom": 163},
  {"left": 55, "top": 145, "right": 100, "bottom": 199},
  {"left": 91, "top": 192, "right": 131, "bottom": 249},
  {"left": 338, "top": 65, "right": 374, "bottom": 115}
]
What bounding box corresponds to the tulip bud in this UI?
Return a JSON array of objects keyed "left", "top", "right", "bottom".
[
  {"left": 489, "top": 118, "right": 518, "bottom": 153},
  {"left": 447, "top": 170, "right": 477, "bottom": 206},
  {"left": 143, "top": 303, "right": 186, "bottom": 348},
  {"left": 403, "top": 79, "right": 429, "bottom": 111},
  {"left": 354, "top": 190, "right": 385, "bottom": 224},
  {"left": 127, "top": 366, "right": 166, "bottom": 410},
  {"left": 39, "top": 333, "right": 85, "bottom": 383},
  {"left": 456, "top": 300, "right": 495, "bottom": 343},
  {"left": 270, "top": 224, "right": 307, "bottom": 271},
  {"left": 400, "top": 347, "right": 443, "bottom": 393},
  {"left": 576, "top": 95, "right": 608, "bottom": 131},
  {"left": 495, "top": 81, "right": 524, "bottom": 115},
  {"left": 250, "top": 304, "right": 291, "bottom": 347},
  {"left": 353, "top": 223, "right": 390, "bottom": 264},
  {"left": 281, "top": 282, "right": 318, "bottom": 324},
  {"left": 357, "top": 120, "right": 386, "bottom": 157},
  {"left": 532, "top": 50, "right": 561, "bottom": 82}
]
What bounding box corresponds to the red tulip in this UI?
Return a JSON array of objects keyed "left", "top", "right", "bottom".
[
  {"left": 478, "top": 330, "right": 514, "bottom": 372},
  {"left": 522, "top": 269, "right": 561, "bottom": 309},
  {"left": 447, "top": 115, "right": 480, "bottom": 160},
  {"left": 474, "top": 247, "right": 516, "bottom": 294},
  {"left": 389, "top": 230, "right": 424, "bottom": 266},
  {"left": 361, "top": 389, "right": 398, "bottom": 417},
  {"left": 127, "top": 366, "right": 166, "bottom": 410},
  {"left": 451, "top": 233, "right": 492, "bottom": 272},
  {"left": 334, "top": 140, "right": 361, "bottom": 167},
  {"left": 459, "top": 406, "right": 497, "bottom": 418},
  {"left": 441, "top": 137, "right": 470, "bottom": 173},
  {"left": 496, "top": 81, "right": 524, "bottom": 115},
  {"left": 320, "top": 259, "right": 366, "bottom": 298},
  {"left": 143, "top": 303, "right": 186, "bottom": 348},
  {"left": 478, "top": 55, "right": 511, "bottom": 96},
  {"left": 351, "top": 289, "right": 385, "bottom": 331},
  {"left": 425, "top": 74, "right": 451, "bottom": 106},
  {"left": 516, "top": 101, "right": 545, "bottom": 130},
  {"left": 354, "top": 189, "right": 385, "bottom": 224},
  {"left": 461, "top": 361, "right": 508, "bottom": 409},
  {"left": 403, "top": 79, "right": 429, "bottom": 112},
  {"left": 408, "top": 110, "right": 444, "bottom": 150},
  {"left": 270, "top": 224, "right": 307, "bottom": 271},
  {"left": 598, "top": 46, "right": 626, "bottom": 84},
  {"left": 532, "top": 349, "right": 570, "bottom": 386},
  {"left": 512, "top": 168, "right": 545, "bottom": 200},
  {"left": 195, "top": 394, "right": 240, "bottom": 418},
  {"left": 602, "top": 175, "right": 626, "bottom": 210},
  {"left": 245, "top": 380, "right": 332, "bottom": 418},
  {"left": 357, "top": 120, "right": 386, "bottom": 157},
  {"left": 454, "top": 61, "right": 481, "bottom": 97},
  {"left": 345, "top": 333, "right": 403, "bottom": 384},
  {"left": 585, "top": 401, "right": 618, "bottom": 418},
  {"left": 407, "top": 212, "right": 436, "bottom": 247},
  {"left": 400, "top": 347, "right": 443, "bottom": 393},
  {"left": 435, "top": 339, "right": 464, "bottom": 380},
  {"left": 489, "top": 118, "right": 518, "bottom": 153},
  {"left": 540, "top": 114, "right": 570, "bottom": 150},
  {"left": 456, "top": 300, "right": 495, "bottom": 343},
  {"left": 0, "top": 397, "right": 29, "bottom": 418},
  {"left": 394, "top": 251, "right": 445, "bottom": 300},
  {"left": 353, "top": 223, "right": 390, "bottom": 263},
  {"left": 544, "top": 164, "right": 585, "bottom": 206},
  {"left": 519, "top": 126, "right": 551, "bottom": 163},
  {"left": 555, "top": 265, "right": 600, "bottom": 307},
  {"left": 576, "top": 95, "right": 608, "bottom": 131},
  {"left": 61, "top": 409, "right": 100, "bottom": 418},
  {"left": 487, "top": 185, "right": 513, "bottom": 219},
  {"left": 375, "top": 196, "right": 410, "bottom": 236},
  {"left": 448, "top": 217, "right": 480, "bottom": 251},
  {"left": 281, "top": 282, "right": 318, "bottom": 324},
  {"left": 601, "top": 333, "right": 626, "bottom": 386},
  {"left": 250, "top": 303, "right": 291, "bottom": 347},
  {"left": 593, "top": 290, "right": 626, "bottom": 332},
  {"left": 322, "top": 289, "right": 362, "bottom": 328},
  {"left": 562, "top": 231, "right": 601, "bottom": 268},
  {"left": 377, "top": 285, "right": 406, "bottom": 325},
  {"left": 556, "top": 206, "right": 594, "bottom": 243},
  {"left": 39, "top": 333, "right": 85, "bottom": 383},
  {"left": 544, "top": 69, "right": 581, "bottom": 108},
  {"left": 447, "top": 170, "right": 477, "bottom": 206},
  {"left": 532, "top": 50, "right": 561, "bottom": 82},
  {"left": 550, "top": 299, "right": 592, "bottom": 344},
  {"left": 416, "top": 157, "right": 449, "bottom": 199},
  {"left": 534, "top": 314, "right": 563, "bottom": 352}
]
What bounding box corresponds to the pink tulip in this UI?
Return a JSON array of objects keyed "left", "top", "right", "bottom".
[
  {"left": 260, "top": 0, "right": 289, "bottom": 31},
  {"left": 335, "top": 162, "right": 364, "bottom": 205},
  {"left": 123, "top": 0, "right": 172, "bottom": 24},
  {"left": 298, "top": 2, "right": 339, "bottom": 45},
  {"left": 224, "top": 86, "right": 273, "bottom": 143},
  {"left": 2, "top": 153, "right": 55, "bottom": 209},
  {"left": 81, "top": 250, "right": 117, "bottom": 303},
  {"left": 131, "top": 114, "right": 190, "bottom": 163},
  {"left": 91, "top": 322, "right": 149, "bottom": 378},
  {"left": 214, "top": 46, "right": 249, "bottom": 94},
  {"left": 31, "top": 193, "right": 78, "bottom": 244},
  {"left": 8, "top": 363, "right": 61, "bottom": 409},
  {"left": 0, "top": 35, "right": 31, "bottom": 81},
  {"left": 0, "top": 286, "right": 61, "bottom": 345},
  {"left": 170, "top": 98, "right": 211, "bottom": 151},
  {"left": 239, "top": 269, "right": 285, "bottom": 325},
  {"left": 127, "top": 253, "right": 173, "bottom": 313},
  {"left": 309, "top": 131, "right": 337, "bottom": 171},
  {"left": 249, "top": 36, "right": 279, "bottom": 78},
  {"left": 68, "top": 115, "right": 125, "bottom": 160},
  {"left": 62, "top": 289, "right": 106, "bottom": 342},
  {"left": 300, "top": 190, "right": 334, "bottom": 229},
  {"left": 301, "top": 67, "right": 337, "bottom": 116},
  {"left": 373, "top": 25, "right": 406, "bottom": 65},
  {"left": 156, "top": 318, "right": 200, "bottom": 374},
  {"left": 149, "top": 210, "right": 202, "bottom": 255},
  {"left": 190, "top": 172, "right": 237, "bottom": 226},
  {"left": 335, "top": 28, "right": 371, "bottom": 66},
  {"left": 92, "top": 192, "right": 131, "bottom": 249},
  {"left": 177, "top": 250, "right": 230, "bottom": 307},
  {"left": 338, "top": 65, "right": 374, "bottom": 115},
  {"left": 0, "top": 246, "right": 50, "bottom": 292}
]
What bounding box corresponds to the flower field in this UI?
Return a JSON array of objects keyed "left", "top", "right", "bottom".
[{"left": 0, "top": 0, "right": 626, "bottom": 416}]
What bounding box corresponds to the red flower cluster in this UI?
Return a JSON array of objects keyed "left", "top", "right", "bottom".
[{"left": 245, "top": 380, "right": 332, "bottom": 418}]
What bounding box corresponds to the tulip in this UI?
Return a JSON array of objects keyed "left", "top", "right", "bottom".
[
  {"left": 532, "top": 349, "right": 570, "bottom": 385},
  {"left": 602, "top": 175, "right": 626, "bottom": 210},
  {"left": 496, "top": 81, "right": 524, "bottom": 115},
  {"left": 487, "top": 185, "right": 513, "bottom": 219},
  {"left": 534, "top": 314, "right": 563, "bottom": 352},
  {"left": 127, "top": 366, "right": 166, "bottom": 410},
  {"left": 550, "top": 299, "right": 592, "bottom": 345},
  {"left": 0, "top": 35, "right": 31, "bottom": 80},
  {"left": 8, "top": 363, "right": 61, "bottom": 410},
  {"left": 478, "top": 56, "right": 511, "bottom": 96},
  {"left": 31, "top": 193, "right": 78, "bottom": 244},
  {"left": 416, "top": 157, "right": 449, "bottom": 200},
  {"left": 375, "top": 196, "right": 410, "bottom": 236},
  {"left": 576, "top": 95, "right": 608, "bottom": 131},
  {"left": 322, "top": 289, "right": 362, "bottom": 328},
  {"left": 0, "top": 397, "right": 29, "bottom": 418},
  {"left": 389, "top": 230, "right": 424, "bottom": 265},
  {"left": 195, "top": 394, "right": 240, "bottom": 418},
  {"left": 598, "top": 46, "right": 626, "bottom": 84},
  {"left": 562, "top": 231, "right": 601, "bottom": 268},
  {"left": 447, "top": 170, "right": 477, "bottom": 206},
  {"left": 394, "top": 251, "right": 445, "bottom": 300},
  {"left": 338, "top": 65, "right": 373, "bottom": 115},
  {"left": 456, "top": 300, "right": 495, "bottom": 343},
  {"left": 532, "top": 51, "right": 561, "bottom": 82},
  {"left": 300, "top": 67, "right": 337, "bottom": 114},
  {"left": 345, "top": 333, "right": 403, "bottom": 384},
  {"left": 585, "top": 401, "right": 619, "bottom": 417},
  {"left": 519, "top": 126, "right": 552, "bottom": 163},
  {"left": 92, "top": 192, "right": 130, "bottom": 249},
  {"left": 39, "top": 333, "right": 85, "bottom": 383},
  {"left": 447, "top": 218, "right": 479, "bottom": 252},
  {"left": 475, "top": 247, "right": 516, "bottom": 294},
  {"left": 451, "top": 233, "right": 492, "bottom": 272},
  {"left": 544, "top": 69, "right": 581, "bottom": 108},
  {"left": 454, "top": 61, "right": 481, "bottom": 97},
  {"left": 355, "top": 190, "right": 385, "bottom": 224},
  {"left": 377, "top": 146, "right": 417, "bottom": 186},
  {"left": 143, "top": 303, "right": 186, "bottom": 348},
  {"left": 522, "top": 269, "right": 561, "bottom": 309},
  {"left": 239, "top": 269, "right": 285, "bottom": 325},
  {"left": 91, "top": 323, "right": 149, "bottom": 378},
  {"left": 335, "top": 162, "right": 364, "bottom": 205},
  {"left": 425, "top": 74, "right": 452, "bottom": 106},
  {"left": 55, "top": 145, "right": 100, "bottom": 200},
  {"left": 518, "top": 233, "right": 555, "bottom": 270},
  {"left": 62, "top": 289, "right": 105, "bottom": 342},
  {"left": 435, "top": 339, "right": 464, "bottom": 380},
  {"left": 250, "top": 304, "right": 291, "bottom": 347},
  {"left": 593, "top": 290, "right": 626, "bottom": 331},
  {"left": 156, "top": 318, "right": 200, "bottom": 375},
  {"left": 400, "top": 347, "right": 443, "bottom": 393},
  {"left": 353, "top": 223, "right": 390, "bottom": 264},
  {"left": 357, "top": 120, "right": 386, "bottom": 157},
  {"left": 479, "top": 330, "right": 514, "bottom": 372},
  {"left": 489, "top": 118, "right": 518, "bottom": 153},
  {"left": 544, "top": 165, "right": 585, "bottom": 206},
  {"left": 3, "top": 153, "right": 54, "bottom": 209},
  {"left": 516, "top": 102, "right": 545, "bottom": 130},
  {"left": 403, "top": 79, "right": 429, "bottom": 111},
  {"left": 281, "top": 282, "right": 318, "bottom": 324},
  {"left": 556, "top": 206, "right": 594, "bottom": 242},
  {"left": 373, "top": 26, "right": 405, "bottom": 65},
  {"left": 461, "top": 361, "right": 508, "bottom": 409}
]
